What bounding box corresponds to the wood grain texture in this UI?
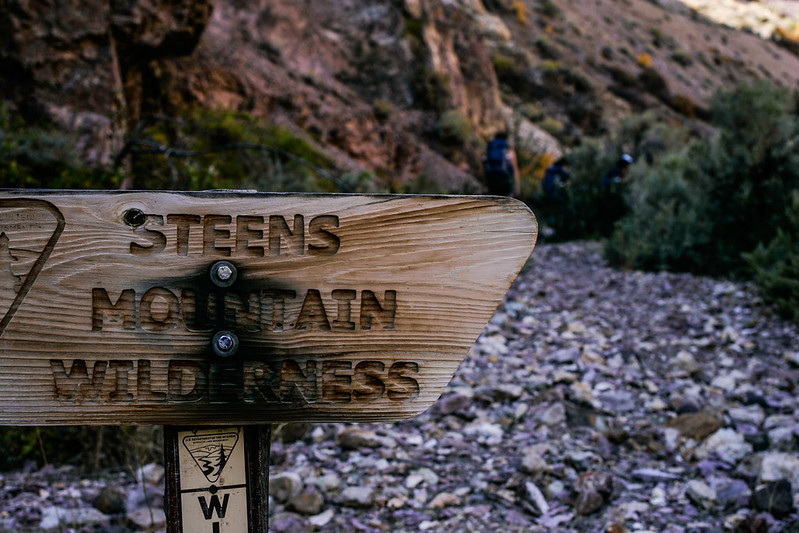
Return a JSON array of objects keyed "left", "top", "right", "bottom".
[{"left": 0, "top": 191, "right": 537, "bottom": 425}]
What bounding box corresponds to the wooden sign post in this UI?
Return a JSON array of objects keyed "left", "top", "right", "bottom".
[{"left": 0, "top": 190, "right": 537, "bottom": 531}]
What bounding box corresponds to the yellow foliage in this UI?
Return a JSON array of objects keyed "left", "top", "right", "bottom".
[
  {"left": 518, "top": 151, "right": 556, "bottom": 202},
  {"left": 151, "top": 132, "right": 168, "bottom": 145},
  {"left": 518, "top": 151, "right": 555, "bottom": 187},
  {"left": 512, "top": 0, "right": 528, "bottom": 26},
  {"left": 636, "top": 52, "right": 653, "bottom": 69},
  {"left": 776, "top": 23, "right": 799, "bottom": 41}
]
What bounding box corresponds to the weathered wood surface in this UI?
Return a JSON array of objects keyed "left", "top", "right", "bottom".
[{"left": 0, "top": 191, "right": 537, "bottom": 425}]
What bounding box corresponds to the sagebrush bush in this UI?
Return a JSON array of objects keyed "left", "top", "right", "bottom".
[
  {"left": 535, "top": 112, "right": 692, "bottom": 240},
  {"left": 123, "top": 108, "right": 367, "bottom": 193},
  {"left": 435, "top": 110, "right": 471, "bottom": 146},
  {"left": 0, "top": 107, "right": 121, "bottom": 189},
  {"left": 697, "top": 82, "right": 799, "bottom": 275},
  {"left": 605, "top": 81, "right": 799, "bottom": 285},
  {"left": 0, "top": 426, "right": 163, "bottom": 472},
  {"left": 605, "top": 151, "right": 711, "bottom": 271},
  {"left": 745, "top": 191, "right": 799, "bottom": 320}
]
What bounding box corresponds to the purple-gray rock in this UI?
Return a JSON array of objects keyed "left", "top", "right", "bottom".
[
  {"left": 752, "top": 480, "right": 794, "bottom": 518},
  {"left": 288, "top": 486, "right": 324, "bottom": 515},
  {"left": 574, "top": 490, "right": 605, "bottom": 515},
  {"left": 715, "top": 479, "right": 751, "bottom": 510},
  {"left": 271, "top": 512, "right": 313, "bottom": 533}
]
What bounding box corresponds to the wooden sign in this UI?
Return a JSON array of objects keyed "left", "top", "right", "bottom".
[{"left": 0, "top": 191, "right": 536, "bottom": 425}]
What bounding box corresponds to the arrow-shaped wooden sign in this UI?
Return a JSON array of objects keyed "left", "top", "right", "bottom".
[{"left": 0, "top": 191, "right": 536, "bottom": 425}]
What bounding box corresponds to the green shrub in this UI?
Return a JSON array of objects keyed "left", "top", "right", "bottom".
[
  {"left": 697, "top": 82, "right": 799, "bottom": 275},
  {"left": 604, "top": 81, "right": 799, "bottom": 280},
  {"left": 1, "top": 105, "right": 349, "bottom": 193},
  {"left": 492, "top": 52, "right": 522, "bottom": 78},
  {"left": 492, "top": 51, "right": 538, "bottom": 98},
  {"left": 435, "top": 110, "right": 471, "bottom": 146},
  {"left": 372, "top": 99, "right": 393, "bottom": 120},
  {"left": 412, "top": 68, "right": 451, "bottom": 113},
  {"left": 538, "top": 0, "right": 560, "bottom": 18},
  {"left": 638, "top": 67, "right": 670, "bottom": 100},
  {"left": 539, "top": 116, "right": 564, "bottom": 137},
  {"left": 669, "top": 94, "right": 697, "bottom": 118},
  {"left": 0, "top": 426, "right": 162, "bottom": 472},
  {"left": 745, "top": 190, "right": 799, "bottom": 320},
  {"left": 539, "top": 62, "right": 594, "bottom": 101},
  {"left": 539, "top": 59, "right": 561, "bottom": 73},
  {"left": 546, "top": 137, "right": 616, "bottom": 239},
  {"left": 605, "top": 151, "right": 711, "bottom": 271},
  {"left": 670, "top": 51, "right": 694, "bottom": 67},
  {"left": 338, "top": 170, "right": 384, "bottom": 193},
  {"left": 534, "top": 37, "right": 559, "bottom": 59},
  {"left": 402, "top": 172, "right": 447, "bottom": 194},
  {"left": 519, "top": 103, "right": 544, "bottom": 121},
  {"left": 125, "top": 108, "right": 344, "bottom": 192},
  {"left": 0, "top": 107, "right": 121, "bottom": 189},
  {"left": 536, "top": 111, "right": 693, "bottom": 241}
]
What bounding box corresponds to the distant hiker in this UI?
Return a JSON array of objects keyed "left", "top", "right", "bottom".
[
  {"left": 599, "top": 153, "right": 634, "bottom": 235},
  {"left": 537, "top": 157, "right": 571, "bottom": 239},
  {"left": 601, "top": 153, "right": 634, "bottom": 191},
  {"left": 542, "top": 157, "right": 571, "bottom": 202},
  {"left": 483, "top": 132, "right": 520, "bottom": 197}
]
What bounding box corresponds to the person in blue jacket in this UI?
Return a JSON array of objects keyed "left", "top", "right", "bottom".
[
  {"left": 601, "top": 153, "right": 633, "bottom": 191},
  {"left": 599, "top": 154, "right": 634, "bottom": 235},
  {"left": 483, "top": 132, "right": 520, "bottom": 197},
  {"left": 542, "top": 157, "right": 571, "bottom": 202}
]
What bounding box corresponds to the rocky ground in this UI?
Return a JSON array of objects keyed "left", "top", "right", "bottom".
[{"left": 2, "top": 240, "right": 799, "bottom": 532}]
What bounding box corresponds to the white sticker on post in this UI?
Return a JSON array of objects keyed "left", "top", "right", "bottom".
[{"left": 177, "top": 427, "right": 249, "bottom": 532}]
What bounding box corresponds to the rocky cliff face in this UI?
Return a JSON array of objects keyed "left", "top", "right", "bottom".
[
  {"left": 175, "top": 0, "right": 517, "bottom": 190},
  {"left": 2, "top": 0, "right": 799, "bottom": 191},
  {"left": 1, "top": 0, "right": 212, "bottom": 166}
]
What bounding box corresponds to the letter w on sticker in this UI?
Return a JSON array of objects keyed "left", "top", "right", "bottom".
[
  {"left": 0, "top": 200, "right": 64, "bottom": 336},
  {"left": 199, "top": 494, "right": 230, "bottom": 520}
]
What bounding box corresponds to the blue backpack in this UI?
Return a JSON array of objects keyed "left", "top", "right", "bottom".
[{"left": 483, "top": 138, "right": 514, "bottom": 195}]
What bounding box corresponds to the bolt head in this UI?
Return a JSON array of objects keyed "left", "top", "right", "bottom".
[
  {"left": 212, "top": 330, "right": 239, "bottom": 357},
  {"left": 210, "top": 261, "right": 237, "bottom": 287},
  {"left": 216, "top": 264, "right": 233, "bottom": 281},
  {"left": 216, "top": 334, "right": 234, "bottom": 351}
]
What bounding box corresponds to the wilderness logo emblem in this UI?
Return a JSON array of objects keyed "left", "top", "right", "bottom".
[
  {"left": 0, "top": 199, "right": 65, "bottom": 337},
  {"left": 182, "top": 431, "right": 241, "bottom": 484}
]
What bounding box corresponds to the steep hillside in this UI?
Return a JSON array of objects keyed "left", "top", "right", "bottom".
[{"left": 2, "top": 0, "right": 799, "bottom": 191}]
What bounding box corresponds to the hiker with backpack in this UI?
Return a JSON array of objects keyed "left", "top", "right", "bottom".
[
  {"left": 542, "top": 157, "right": 571, "bottom": 203},
  {"left": 601, "top": 153, "right": 634, "bottom": 192},
  {"left": 535, "top": 156, "right": 571, "bottom": 239},
  {"left": 483, "top": 132, "right": 520, "bottom": 197},
  {"left": 599, "top": 153, "right": 634, "bottom": 236}
]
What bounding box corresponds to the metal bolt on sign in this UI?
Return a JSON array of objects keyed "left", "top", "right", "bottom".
[
  {"left": 210, "top": 260, "right": 237, "bottom": 287},
  {"left": 212, "top": 331, "right": 239, "bottom": 357}
]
